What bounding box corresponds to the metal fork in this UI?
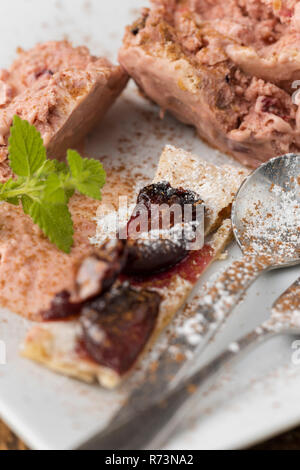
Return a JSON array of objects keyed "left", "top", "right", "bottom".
[{"left": 80, "top": 277, "right": 300, "bottom": 450}]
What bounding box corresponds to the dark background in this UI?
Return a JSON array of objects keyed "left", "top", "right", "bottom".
[{"left": 1, "top": 419, "right": 299, "bottom": 450}]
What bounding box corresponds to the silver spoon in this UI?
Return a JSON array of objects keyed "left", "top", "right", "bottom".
[
  {"left": 193, "top": 152, "right": 300, "bottom": 344},
  {"left": 80, "top": 153, "right": 300, "bottom": 450}
]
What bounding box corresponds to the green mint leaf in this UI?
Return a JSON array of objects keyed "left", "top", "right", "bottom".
[
  {"left": 0, "top": 178, "right": 25, "bottom": 205},
  {"left": 64, "top": 187, "right": 76, "bottom": 203},
  {"left": 38, "top": 160, "right": 74, "bottom": 201},
  {"left": 67, "top": 149, "right": 106, "bottom": 200},
  {"left": 44, "top": 174, "right": 67, "bottom": 204},
  {"left": 8, "top": 116, "right": 46, "bottom": 177},
  {"left": 2, "top": 119, "right": 106, "bottom": 253},
  {"left": 21, "top": 195, "right": 33, "bottom": 215},
  {"left": 53, "top": 160, "right": 70, "bottom": 175},
  {"left": 38, "top": 159, "right": 69, "bottom": 178},
  {"left": 23, "top": 197, "right": 74, "bottom": 254}
]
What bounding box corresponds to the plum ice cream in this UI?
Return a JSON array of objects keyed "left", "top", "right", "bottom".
[
  {"left": 0, "top": 41, "right": 128, "bottom": 180},
  {"left": 119, "top": 0, "right": 300, "bottom": 167}
]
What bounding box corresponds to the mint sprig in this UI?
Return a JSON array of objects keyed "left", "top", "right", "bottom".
[{"left": 0, "top": 115, "right": 106, "bottom": 253}]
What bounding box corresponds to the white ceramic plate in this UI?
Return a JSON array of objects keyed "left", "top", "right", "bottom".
[{"left": 0, "top": 0, "right": 299, "bottom": 451}]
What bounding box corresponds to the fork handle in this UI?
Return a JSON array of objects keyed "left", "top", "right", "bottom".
[
  {"left": 145, "top": 328, "right": 277, "bottom": 450},
  {"left": 82, "top": 328, "right": 276, "bottom": 450}
]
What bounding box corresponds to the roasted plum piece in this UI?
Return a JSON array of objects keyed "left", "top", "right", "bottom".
[
  {"left": 124, "top": 182, "right": 204, "bottom": 275},
  {"left": 41, "top": 240, "right": 127, "bottom": 321},
  {"left": 80, "top": 285, "right": 161, "bottom": 375},
  {"left": 76, "top": 240, "right": 128, "bottom": 301},
  {"left": 41, "top": 290, "right": 82, "bottom": 321}
]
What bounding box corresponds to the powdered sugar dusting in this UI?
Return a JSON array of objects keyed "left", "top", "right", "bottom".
[
  {"left": 154, "top": 146, "right": 248, "bottom": 234},
  {"left": 240, "top": 180, "right": 300, "bottom": 260},
  {"left": 264, "top": 278, "right": 300, "bottom": 332}
]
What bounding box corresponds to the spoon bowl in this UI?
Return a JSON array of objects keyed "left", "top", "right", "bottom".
[{"left": 232, "top": 153, "right": 300, "bottom": 268}]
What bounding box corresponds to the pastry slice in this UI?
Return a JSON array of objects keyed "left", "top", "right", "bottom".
[
  {"left": 0, "top": 41, "right": 128, "bottom": 181},
  {"left": 22, "top": 146, "right": 248, "bottom": 388}
]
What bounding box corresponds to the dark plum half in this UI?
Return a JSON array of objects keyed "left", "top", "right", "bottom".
[
  {"left": 80, "top": 285, "right": 161, "bottom": 375},
  {"left": 124, "top": 182, "right": 204, "bottom": 276}
]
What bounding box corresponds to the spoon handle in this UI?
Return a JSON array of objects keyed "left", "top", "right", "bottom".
[
  {"left": 161, "top": 254, "right": 272, "bottom": 388},
  {"left": 194, "top": 254, "right": 271, "bottom": 328}
]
